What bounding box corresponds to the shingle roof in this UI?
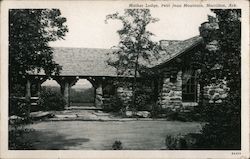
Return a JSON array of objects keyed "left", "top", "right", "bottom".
[
  {"left": 145, "top": 36, "right": 202, "bottom": 68},
  {"left": 53, "top": 47, "right": 117, "bottom": 76},
  {"left": 28, "top": 36, "right": 202, "bottom": 77}
]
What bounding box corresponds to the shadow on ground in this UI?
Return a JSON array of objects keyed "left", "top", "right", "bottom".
[{"left": 10, "top": 130, "right": 90, "bottom": 150}]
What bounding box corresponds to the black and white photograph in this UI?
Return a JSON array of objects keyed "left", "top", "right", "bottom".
[{"left": 1, "top": 0, "right": 249, "bottom": 158}]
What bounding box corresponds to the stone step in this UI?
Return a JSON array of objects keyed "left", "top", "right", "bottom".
[{"left": 66, "top": 106, "right": 103, "bottom": 110}]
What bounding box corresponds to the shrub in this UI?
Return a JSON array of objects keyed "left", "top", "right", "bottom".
[
  {"left": 135, "top": 90, "right": 153, "bottom": 111},
  {"left": 194, "top": 102, "right": 241, "bottom": 149},
  {"left": 104, "top": 95, "right": 126, "bottom": 113},
  {"left": 9, "top": 127, "right": 34, "bottom": 150},
  {"left": 38, "top": 89, "right": 66, "bottom": 111},
  {"left": 70, "top": 87, "right": 94, "bottom": 103},
  {"left": 165, "top": 134, "right": 192, "bottom": 150},
  {"left": 150, "top": 104, "right": 162, "bottom": 118},
  {"left": 150, "top": 106, "right": 202, "bottom": 121},
  {"left": 9, "top": 97, "right": 30, "bottom": 117},
  {"left": 112, "top": 140, "right": 123, "bottom": 150},
  {"left": 165, "top": 135, "right": 179, "bottom": 150}
]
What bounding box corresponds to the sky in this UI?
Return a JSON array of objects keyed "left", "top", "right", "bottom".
[
  {"left": 49, "top": 2, "right": 213, "bottom": 49},
  {"left": 45, "top": 2, "right": 213, "bottom": 87}
]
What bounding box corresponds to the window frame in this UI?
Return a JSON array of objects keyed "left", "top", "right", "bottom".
[{"left": 182, "top": 70, "right": 198, "bottom": 102}]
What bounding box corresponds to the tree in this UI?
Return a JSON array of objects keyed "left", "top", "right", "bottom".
[
  {"left": 194, "top": 9, "right": 241, "bottom": 149},
  {"left": 105, "top": 9, "right": 159, "bottom": 110},
  {"left": 9, "top": 9, "right": 68, "bottom": 95}
]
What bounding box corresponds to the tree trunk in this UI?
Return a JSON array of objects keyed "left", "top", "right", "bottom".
[{"left": 131, "top": 52, "right": 140, "bottom": 112}]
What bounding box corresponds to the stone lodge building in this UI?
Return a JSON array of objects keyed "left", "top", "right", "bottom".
[{"left": 26, "top": 35, "right": 227, "bottom": 111}]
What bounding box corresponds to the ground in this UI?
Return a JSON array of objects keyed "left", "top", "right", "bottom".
[{"left": 13, "top": 107, "right": 202, "bottom": 150}]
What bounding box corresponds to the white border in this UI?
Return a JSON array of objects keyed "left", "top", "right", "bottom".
[{"left": 1, "top": 0, "right": 249, "bottom": 158}]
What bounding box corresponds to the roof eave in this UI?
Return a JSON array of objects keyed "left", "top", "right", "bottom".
[{"left": 150, "top": 38, "right": 203, "bottom": 70}]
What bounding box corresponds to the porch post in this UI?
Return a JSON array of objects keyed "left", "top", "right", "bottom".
[
  {"left": 37, "top": 80, "right": 41, "bottom": 97},
  {"left": 95, "top": 81, "right": 103, "bottom": 108},
  {"left": 55, "top": 77, "right": 78, "bottom": 108},
  {"left": 64, "top": 81, "right": 70, "bottom": 107},
  {"left": 25, "top": 78, "right": 31, "bottom": 116},
  {"left": 25, "top": 79, "right": 31, "bottom": 100}
]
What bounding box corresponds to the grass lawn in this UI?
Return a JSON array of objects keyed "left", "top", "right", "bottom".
[{"left": 17, "top": 120, "right": 202, "bottom": 150}]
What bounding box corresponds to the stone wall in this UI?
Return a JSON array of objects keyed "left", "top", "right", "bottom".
[
  {"left": 158, "top": 69, "right": 182, "bottom": 111},
  {"left": 116, "top": 86, "right": 133, "bottom": 109},
  {"left": 203, "top": 79, "right": 229, "bottom": 103}
]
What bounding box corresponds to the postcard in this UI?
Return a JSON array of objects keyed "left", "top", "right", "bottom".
[{"left": 1, "top": 0, "right": 249, "bottom": 158}]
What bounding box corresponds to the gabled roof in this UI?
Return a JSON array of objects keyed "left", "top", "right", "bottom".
[
  {"left": 28, "top": 36, "right": 202, "bottom": 77},
  {"left": 146, "top": 36, "right": 202, "bottom": 68},
  {"left": 51, "top": 47, "right": 118, "bottom": 77}
]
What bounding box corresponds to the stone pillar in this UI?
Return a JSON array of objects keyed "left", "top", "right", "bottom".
[
  {"left": 159, "top": 69, "right": 183, "bottom": 111},
  {"left": 60, "top": 84, "right": 65, "bottom": 95},
  {"left": 55, "top": 77, "right": 78, "bottom": 108},
  {"left": 160, "top": 74, "right": 170, "bottom": 108},
  {"left": 64, "top": 81, "right": 70, "bottom": 107},
  {"left": 37, "top": 80, "right": 41, "bottom": 97},
  {"left": 25, "top": 79, "right": 31, "bottom": 116},
  {"left": 116, "top": 86, "right": 133, "bottom": 110},
  {"left": 95, "top": 82, "right": 103, "bottom": 108},
  {"left": 173, "top": 70, "right": 182, "bottom": 109}
]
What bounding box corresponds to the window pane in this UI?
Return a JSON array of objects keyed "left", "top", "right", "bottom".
[{"left": 182, "top": 71, "right": 197, "bottom": 102}]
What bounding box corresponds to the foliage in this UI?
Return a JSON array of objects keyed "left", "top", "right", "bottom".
[
  {"left": 9, "top": 98, "right": 30, "bottom": 117},
  {"left": 9, "top": 119, "right": 34, "bottom": 150},
  {"left": 151, "top": 106, "right": 202, "bottom": 121},
  {"left": 104, "top": 95, "right": 126, "bottom": 113},
  {"left": 70, "top": 87, "right": 94, "bottom": 103},
  {"left": 165, "top": 135, "right": 188, "bottom": 150},
  {"left": 165, "top": 135, "right": 179, "bottom": 150},
  {"left": 112, "top": 140, "right": 123, "bottom": 150},
  {"left": 9, "top": 9, "right": 68, "bottom": 94},
  {"left": 165, "top": 133, "right": 204, "bottom": 150},
  {"left": 193, "top": 9, "right": 241, "bottom": 149},
  {"left": 150, "top": 103, "right": 162, "bottom": 118},
  {"left": 9, "top": 125, "right": 34, "bottom": 150},
  {"left": 38, "top": 89, "right": 66, "bottom": 111},
  {"left": 134, "top": 86, "right": 154, "bottom": 111},
  {"left": 195, "top": 103, "right": 241, "bottom": 149},
  {"left": 105, "top": 9, "right": 159, "bottom": 110},
  {"left": 41, "top": 86, "right": 61, "bottom": 94}
]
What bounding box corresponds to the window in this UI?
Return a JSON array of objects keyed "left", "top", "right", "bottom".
[{"left": 182, "top": 71, "right": 198, "bottom": 102}]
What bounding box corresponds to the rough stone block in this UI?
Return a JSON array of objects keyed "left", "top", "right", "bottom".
[
  {"left": 162, "top": 89, "right": 171, "bottom": 93},
  {"left": 136, "top": 111, "right": 151, "bottom": 118}
]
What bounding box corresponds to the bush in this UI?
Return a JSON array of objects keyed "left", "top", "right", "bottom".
[
  {"left": 9, "top": 97, "right": 30, "bottom": 117},
  {"left": 194, "top": 101, "right": 241, "bottom": 149},
  {"left": 38, "top": 89, "right": 66, "bottom": 111},
  {"left": 104, "top": 95, "right": 126, "bottom": 113},
  {"left": 165, "top": 135, "right": 179, "bottom": 150},
  {"left": 135, "top": 89, "right": 154, "bottom": 111},
  {"left": 9, "top": 126, "right": 34, "bottom": 150},
  {"left": 151, "top": 106, "right": 202, "bottom": 121},
  {"left": 112, "top": 140, "right": 123, "bottom": 150},
  {"left": 165, "top": 133, "right": 202, "bottom": 150},
  {"left": 70, "top": 87, "right": 94, "bottom": 103},
  {"left": 165, "top": 134, "right": 189, "bottom": 150}
]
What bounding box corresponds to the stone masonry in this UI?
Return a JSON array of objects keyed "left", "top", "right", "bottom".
[
  {"left": 116, "top": 86, "right": 133, "bottom": 109},
  {"left": 159, "top": 69, "right": 182, "bottom": 111},
  {"left": 203, "top": 79, "right": 229, "bottom": 103}
]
